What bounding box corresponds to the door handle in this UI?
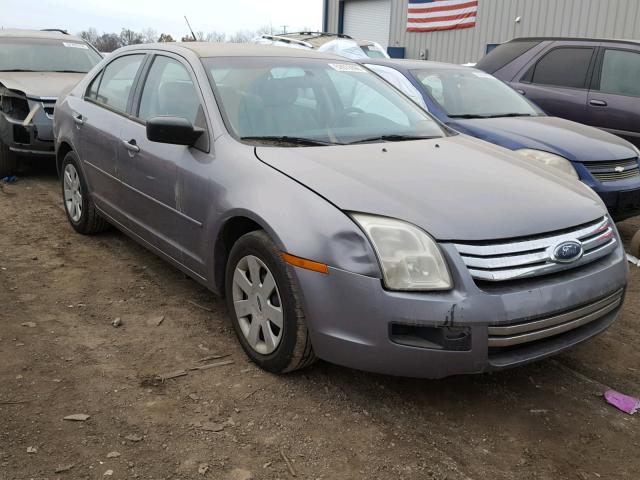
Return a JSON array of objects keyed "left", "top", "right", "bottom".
[
  {"left": 515, "top": 88, "right": 526, "bottom": 95},
  {"left": 122, "top": 139, "right": 140, "bottom": 153},
  {"left": 72, "top": 113, "right": 85, "bottom": 125},
  {"left": 589, "top": 99, "right": 608, "bottom": 107}
]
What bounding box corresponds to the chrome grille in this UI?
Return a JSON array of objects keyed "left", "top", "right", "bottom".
[
  {"left": 488, "top": 288, "right": 623, "bottom": 347},
  {"left": 454, "top": 216, "right": 617, "bottom": 282},
  {"left": 585, "top": 158, "right": 639, "bottom": 182}
]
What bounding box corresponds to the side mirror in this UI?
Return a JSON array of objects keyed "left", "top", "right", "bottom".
[{"left": 146, "top": 116, "right": 204, "bottom": 146}]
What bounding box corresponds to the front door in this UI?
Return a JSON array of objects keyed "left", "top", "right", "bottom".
[{"left": 118, "top": 54, "right": 211, "bottom": 274}]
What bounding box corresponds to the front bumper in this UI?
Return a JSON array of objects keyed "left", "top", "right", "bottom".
[
  {"left": 598, "top": 188, "right": 640, "bottom": 221},
  {"left": 294, "top": 242, "right": 628, "bottom": 378},
  {"left": 575, "top": 163, "right": 640, "bottom": 221},
  {"left": 0, "top": 97, "right": 56, "bottom": 157}
]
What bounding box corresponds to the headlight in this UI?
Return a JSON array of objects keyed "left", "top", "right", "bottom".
[
  {"left": 351, "top": 213, "right": 452, "bottom": 291},
  {"left": 515, "top": 149, "right": 579, "bottom": 180}
]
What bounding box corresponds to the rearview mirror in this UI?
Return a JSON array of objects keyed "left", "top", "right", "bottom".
[{"left": 146, "top": 116, "right": 204, "bottom": 146}]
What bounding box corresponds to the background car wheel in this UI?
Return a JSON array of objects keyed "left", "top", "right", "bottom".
[
  {"left": 225, "top": 230, "right": 317, "bottom": 373},
  {"left": 0, "top": 140, "right": 18, "bottom": 178},
  {"left": 61, "top": 151, "right": 109, "bottom": 234},
  {"left": 631, "top": 230, "right": 640, "bottom": 258}
]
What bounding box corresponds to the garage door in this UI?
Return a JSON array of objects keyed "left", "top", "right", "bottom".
[{"left": 343, "top": 0, "right": 391, "bottom": 48}]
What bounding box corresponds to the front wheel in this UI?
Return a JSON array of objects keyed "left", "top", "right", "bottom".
[
  {"left": 225, "top": 231, "right": 316, "bottom": 373},
  {"left": 60, "top": 151, "right": 109, "bottom": 234}
]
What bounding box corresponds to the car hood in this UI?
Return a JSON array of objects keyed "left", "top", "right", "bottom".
[
  {"left": 0, "top": 71, "right": 86, "bottom": 99},
  {"left": 255, "top": 135, "right": 606, "bottom": 241},
  {"left": 448, "top": 116, "right": 636, "bottom": 162}
]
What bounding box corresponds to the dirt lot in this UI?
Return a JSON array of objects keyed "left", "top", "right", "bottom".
[{"left": 1, "top": 166, "right": 639, "bottom": 480}]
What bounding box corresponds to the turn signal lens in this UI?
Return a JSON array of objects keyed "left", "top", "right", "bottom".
[{"left": 281, "top": 252, "right": 329, "bottom": 274}]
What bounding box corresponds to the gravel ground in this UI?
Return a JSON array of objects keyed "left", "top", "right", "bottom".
[{"left": 1, "top": 167, "right": 639, "bottom": 480}]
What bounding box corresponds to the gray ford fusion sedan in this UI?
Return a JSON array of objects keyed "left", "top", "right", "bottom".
[{"left": 54, "top": 43, "right": 628, "bottom": 378}]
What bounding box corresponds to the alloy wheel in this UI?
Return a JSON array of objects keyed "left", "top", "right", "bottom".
[
  {"left": 232, "top": 255, "right": 284, "bottom": 355},
  {"left": 63, "top": 163, "right": 83, "bottom": 222}
]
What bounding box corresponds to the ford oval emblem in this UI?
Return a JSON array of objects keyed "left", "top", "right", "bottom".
[{"left": 552, "top": 240, "right": 583, "bottom": 263}]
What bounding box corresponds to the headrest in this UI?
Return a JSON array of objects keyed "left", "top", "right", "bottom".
[{"left": 258, "top": 78, "right": 299, "bottom": 107}]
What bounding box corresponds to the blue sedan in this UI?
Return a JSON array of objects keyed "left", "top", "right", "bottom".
[{"left": 360, "top": 58, "right": 640, "bottom": 220}]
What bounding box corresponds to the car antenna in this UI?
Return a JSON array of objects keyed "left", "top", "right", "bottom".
[{"left": 184, "top": 16, "right": 197, "bottom": 41}]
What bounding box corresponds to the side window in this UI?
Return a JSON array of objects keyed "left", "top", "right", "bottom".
[
  {"left": 527, "top": 47, "right": 594, "bottom": 89},
  {"left": 598, "top": 49, "right": 640, "bottom": 97},
  {"left": 327, "top": 70, "right": 411, "bottom": 126},
  {"left": 138, "top": 56, "right": 203, "bottom": 126},
  {"left": 85, "top": 70, "right": 103, "bottom": 100},
  {"left": 94, "top": 54, "right": 144, "bottom": 112}
]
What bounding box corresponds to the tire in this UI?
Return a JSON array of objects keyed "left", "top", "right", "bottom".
[
  {"left": 0, "top": 139, "right": 18, "bottom": 178},
  {"left": 60, "top": 151, "right": 109, "bottom": 234},
  {"left": 631, "top": 229, "right": 640, "bottom": 258},
  {"left": 225, "top": 230, "right": 317, "bottom": 373}
]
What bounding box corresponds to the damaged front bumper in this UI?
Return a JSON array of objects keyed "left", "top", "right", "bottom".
[
  {"left": 293, "top": 242, "right": 628, "bottom": 379},
  {"left": 0, "top": 89, "right": 56, "bottom": 156}
]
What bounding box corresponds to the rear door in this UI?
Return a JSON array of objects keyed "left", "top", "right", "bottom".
[
  {"left": 511, "top": 43, "right": 598, "bottom": 123},
  {"left": 77, "top": 54, "right": 146, "bottom": 213},
  {"left": 117, "top": 52, "right": 211, "bottom": 271},
  {"left": 586, "top": 46, "right": 640, "bottom": 147}
]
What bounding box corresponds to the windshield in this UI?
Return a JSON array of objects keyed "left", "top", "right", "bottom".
[
  {"left": 0, "top": 38, "right": 101, "bottom": 73},
  {"left": 411, "top": 68, "right": 542, "bottom": 118},
  {"left": 203, "top": 56, "right": 446, "bottom": 145},
  {"left": 361, "top": 44, "right": 389, "bottom": 59}
]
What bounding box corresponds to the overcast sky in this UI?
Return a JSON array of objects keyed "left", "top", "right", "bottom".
[{"left": 2, "top": 0, "right": 324, "bottom": 37}]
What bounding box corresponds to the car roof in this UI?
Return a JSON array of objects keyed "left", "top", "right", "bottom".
[
  {"left": 118, "top": 42, "right": 346, "bottom": 60},
  {"left": 0, "top": 28, "right": 86, "bottom": 42},
  {"left": 510, "top": 36, "right": 640, "bottom": 46},
  {"left": 357, "top": 57, "right": 471, "bottom": 71}
]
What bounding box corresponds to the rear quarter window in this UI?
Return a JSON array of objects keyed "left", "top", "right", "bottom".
[{"left": 476, "top": 40, "right": 541, "bottom": 74}]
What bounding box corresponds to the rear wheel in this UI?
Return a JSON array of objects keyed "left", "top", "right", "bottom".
[
  {"left": 61, "top": 151, "right": 109, "bottom": 234},
  {"left": 0, "top": 139, "right": 18, "bottom": 178},
  {"left": 225, "top": 231, "right": 316, "bottom": 373},
  {"left": 631, "top": 230, "right": 640, "bottom": 258}
]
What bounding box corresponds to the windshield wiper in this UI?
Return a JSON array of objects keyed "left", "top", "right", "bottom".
[
  {"left": 450, "top": 113, "right": 536, "bottom": 119},
  {"left": 240, "top": 136, "right": 337, "bottom": 146},
  {"left": 347, "top": 134, "right": 440, "bottom": 145},
  {"left": 0, "top": 69, "right": 37, "bottom": 72},
  {"left": 52, "top": 70, "right": 88, "bottom": 74}
]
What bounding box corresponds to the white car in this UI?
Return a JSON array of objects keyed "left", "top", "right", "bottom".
[{"left": 253, "top": 32, "right": 389, "bottom": 60}]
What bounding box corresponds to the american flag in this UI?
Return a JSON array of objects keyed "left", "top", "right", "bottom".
[{"left": 407, "top": 0, "right": 479, "bottom": 32}]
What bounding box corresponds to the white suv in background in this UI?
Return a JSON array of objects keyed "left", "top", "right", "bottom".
[{"left": 253, "top": 32, "right": 389, "bottom": 60}]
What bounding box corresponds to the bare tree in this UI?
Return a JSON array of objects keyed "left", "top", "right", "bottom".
[
  {"left": 95, "top": 33, "right": 122, "bottom": 52},
  {"left": 157, "top": 33, "right": 175, "bottom": 43},
  {"left": 78, "top": 27, "right": 99, "bottom": 46},
  {"left": 120, "top": 28, "right": 144, "bottom": 46},
  {"left": 228, "top": 30, "right": 253, "bottom": 43},
  {"left": 205, "top": 31, "right": 226, "bottom": 42},
  {"left": 255, "top": 24, "right": 273, "bottom": 36},
  {"left": 141, "top": 28, "right": 158, "bottom": 44}
]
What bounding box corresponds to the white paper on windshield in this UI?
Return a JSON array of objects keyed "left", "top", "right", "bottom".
[
  {"left": 328, "top": 63, "right": 366, "bottom": 73},
  {"left": 63, "top": 42, "right": 89, "bottom": 49}
]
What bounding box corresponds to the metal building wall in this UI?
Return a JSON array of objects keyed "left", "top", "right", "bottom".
[{"left": 326, "top": 0, "right": 640, "bottom": 63}]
